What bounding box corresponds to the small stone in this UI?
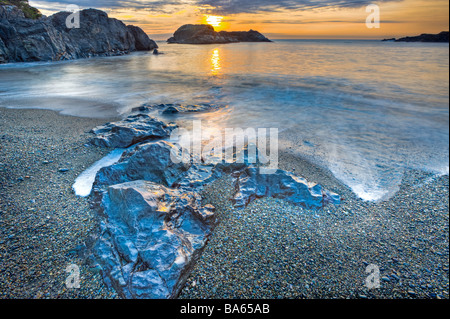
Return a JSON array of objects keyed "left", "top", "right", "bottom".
[
  {"left": 58, "top": 168, "right": 70, "bottom": 173},
  {"left": 381, "top": 276, "right": 391, "bottom": 282},
  {"left": 390, "top": 274, "right": 400, "bottom": 281}
]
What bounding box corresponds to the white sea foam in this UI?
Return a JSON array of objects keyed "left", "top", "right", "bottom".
[
  {"left": 73, "top": 148, "right": 126, "bottom": 197},
  {"left": 440, "top": 166, "right": 449, "bottom": 176},
  {"left": 351, "top": 186, "right": 390, "bottom": 202}
]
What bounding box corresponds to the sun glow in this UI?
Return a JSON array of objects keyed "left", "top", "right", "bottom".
[{"left": 205, "top": 15, "right": 223, "bottom": 28}]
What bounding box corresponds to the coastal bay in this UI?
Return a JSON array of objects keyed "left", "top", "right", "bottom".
[
  {"left": 0, "top": 0, "right": 449, "bottom": 305},
  {"left": 1, "top": 1, "right": 448, "bottom": 300}
]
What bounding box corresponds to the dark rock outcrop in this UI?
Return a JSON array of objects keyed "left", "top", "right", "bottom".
[
  {"left": 0, "top": 1, "right": 41, "bottom": 19},
  {"left": 126, "top": 24, "right": 156, "bottom": 51},
  {"left": 233, "top": 166, "right": 341, "bottom": 209},
  {"left": 0, "top": 5, "right": 158, "bottom": 63},
  {"left": 0, "top": 3, "right": 25, "bottom": 20},
  {"left": 161, "top": 104, "right": 220, "bottom": 114},
  {"left": 93, "top": 133, "right": 340, "bottom": 211},
  {"left": 89, "top": 114, "right": 176, "bottom": 148},
  {"left": 131, "top": 103, "right": 224, "bottom": 115},
  {"left": 167, "top": 24, "right": 271, "bottom": 44},
  {"left": 218, "top": 30, "right": 272, "bottom": 42},
  {"left": 93, "top": 180, "right": 217, "bottom": 299},
  {"left": 386, "top": 31, "right": 449, "bottom": 43},
  {"left": 0, "top": 36, "right": 7, "bottom": 63},
  {"left": 94, "top": 140, "right": 192, "bottom": 189},
  {"left": 93, "top": 137, "right": 266, "bottom": 193},
  {"left": 88, "top": 108, "right": 340, "bottom": 299}
]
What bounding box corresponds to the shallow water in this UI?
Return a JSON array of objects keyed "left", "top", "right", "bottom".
[{"left": 1, "top": 40, "right": 448, "bottom": 201}]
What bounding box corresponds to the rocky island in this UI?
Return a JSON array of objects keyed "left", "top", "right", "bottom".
[
  {"left": 0, "top": 2, "right": 158, "bottom": 64},
  {"left": 167, "top": 24, "right": 271, "bottom": 44}
]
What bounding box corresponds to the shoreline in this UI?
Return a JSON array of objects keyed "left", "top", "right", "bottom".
[{"left": 0, "top": 107, "right": 448, "bottom": 299}]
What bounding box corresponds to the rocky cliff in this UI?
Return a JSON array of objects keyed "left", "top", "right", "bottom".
[
  {"left": 167, "top": 24, "right": 271, "bottom": 44},
  {"left": 0, "top": 5, "right": 158, "bottom": 64}
]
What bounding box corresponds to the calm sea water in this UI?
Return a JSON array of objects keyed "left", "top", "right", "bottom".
[{"left": 1, "top": 40, "right": 448, "bottom": 201}]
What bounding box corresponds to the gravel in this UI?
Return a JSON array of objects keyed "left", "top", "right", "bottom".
[
  {"left": 0, "top": 108, "right": 118, "bottom": 299},
  {"left": 178, "top": 161, "right": 449, "bottom": 299}
]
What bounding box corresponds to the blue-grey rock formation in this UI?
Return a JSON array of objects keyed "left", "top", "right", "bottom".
[
  {"left": 94, "top": 180, "right": 217, "bottom": 299},
  {"left": 233, "top": 166, "right": 341, "bottom": 209},
  {"left": 88, "top": 109, "right": 341, "bottom": 299},
  {"left": 90, "top": 114, "right": 176, "bottom": 148},
  {"left": 93, "top": 140, "right": 192, "bottom": 189},
  {"left": 132, "top": 103, "right": 224, "bottom": 115},
  {"left": 0, "top": 5, "right": 158, "bottom": 63}
]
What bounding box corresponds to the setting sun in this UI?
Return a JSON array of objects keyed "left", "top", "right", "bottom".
[{"left": 205, "top": 15, "right": 223, "bottom": 28}]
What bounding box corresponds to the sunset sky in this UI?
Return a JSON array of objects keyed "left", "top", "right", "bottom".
[{"left": 29, "top": 0, "right": 449, "bottom": 39}]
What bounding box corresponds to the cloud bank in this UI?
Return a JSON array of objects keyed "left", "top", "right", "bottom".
[
  {"left": 30, "top": 0, "right": 402, "bottom": 15},
  {"left": 198, "top": 0, "right": 402, "bottom": 15}
]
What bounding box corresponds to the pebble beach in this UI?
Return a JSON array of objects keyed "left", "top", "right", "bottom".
[
  {"left": 0, "top": 107, "right": 118, "bottom": 298},
  {"left": 0, "top": 107, "right": 448, "bottom": 299}
]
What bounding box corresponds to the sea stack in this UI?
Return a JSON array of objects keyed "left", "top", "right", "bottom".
[{"left": 167, "top": 24, "right": 272, "bottom": 44}]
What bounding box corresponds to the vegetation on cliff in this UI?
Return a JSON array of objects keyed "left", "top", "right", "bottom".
[{"left": 0, "top": 0, "right": 42, "bottom": 19}]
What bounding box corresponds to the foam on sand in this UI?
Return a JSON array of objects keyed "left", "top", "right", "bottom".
[{"left": 73, "top": 148, "right": 126, "bottom": 197}]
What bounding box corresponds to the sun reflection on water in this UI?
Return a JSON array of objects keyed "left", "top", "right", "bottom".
[{"left": 211, "top": 49, "right": 221, "bottom": 75}]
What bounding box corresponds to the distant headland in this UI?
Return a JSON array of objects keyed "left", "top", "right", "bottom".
[
  {"left": 382, "top": 31, "right": 449, "bottom": 43},
  {"left": 167, "top": 24, "right": 272, "bottom": 44}
]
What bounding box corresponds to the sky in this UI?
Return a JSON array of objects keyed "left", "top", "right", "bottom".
[{"left": 29, "top": 0, "right": 449, "bottom": 39}]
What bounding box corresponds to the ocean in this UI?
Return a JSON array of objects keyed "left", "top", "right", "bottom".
[{"left": 0, "top": 39, "right": 448, "bottom": 201}]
